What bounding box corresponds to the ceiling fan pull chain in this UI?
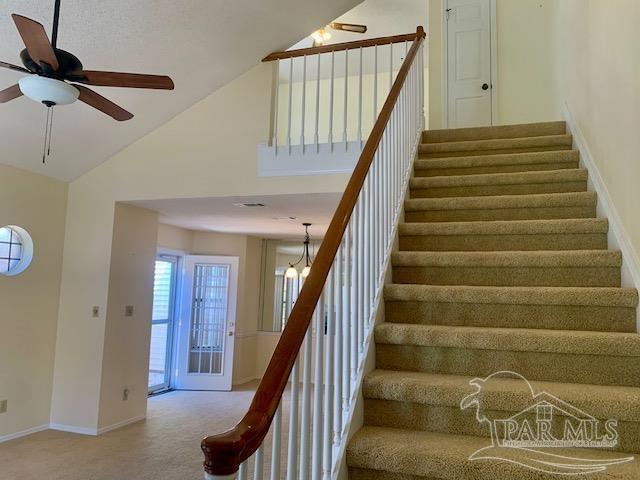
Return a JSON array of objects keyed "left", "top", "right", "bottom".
[
  {"left": 42, "top": 107, "right": 50, "bottom": 163},
  {"left": 47, "top": 107, "right": 54, "bottom": 156}
]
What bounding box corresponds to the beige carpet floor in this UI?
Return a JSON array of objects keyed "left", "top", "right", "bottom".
[{"left": 0, "top": 382, "right": 293, "bottom": 480}]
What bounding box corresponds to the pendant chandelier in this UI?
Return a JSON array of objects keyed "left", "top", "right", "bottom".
[{"left": 285, "top": 223, "right": 314, "bottom": 279}]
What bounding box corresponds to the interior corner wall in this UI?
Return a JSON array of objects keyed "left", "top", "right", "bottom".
[
  {"left": 97, "top": 203, "right": 158, "bottom": 431},
  {"left": 550, "top": 0, "right": 640, "bottom": 265},
  {"left": 0, "top": 165, "right": 67, "bottom": 440},
  {"left": 427, "top": 0, "right": 560, "bottom": 129}
]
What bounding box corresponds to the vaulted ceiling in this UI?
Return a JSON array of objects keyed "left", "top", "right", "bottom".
[{"left": 0, "top": 0, "right": 362, "bottom": 180}]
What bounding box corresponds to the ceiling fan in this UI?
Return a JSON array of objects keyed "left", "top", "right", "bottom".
[
  {"left": 311, "top": 22, "right": 368, "bottom": 46},
  {"left": 0, "top": 0, "right": 174, "bottom": 161}
]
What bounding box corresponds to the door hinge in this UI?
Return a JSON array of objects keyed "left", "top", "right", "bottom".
[{"left": 445, "top": 8, "right": 452, "bottom": 20}]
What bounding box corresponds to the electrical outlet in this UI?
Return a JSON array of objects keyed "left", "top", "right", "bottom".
[
  {"left": 0, "top": 399, "right": 7, "bottom": 414},
  {"left": 92, "top": 306, "right": 99, "bottom": 318},
  {"left": 125, "top": 305, "right": 134, "bottom": 317},
  {"left": 123, "top": 388, "right": 129, "bottom": 401}
]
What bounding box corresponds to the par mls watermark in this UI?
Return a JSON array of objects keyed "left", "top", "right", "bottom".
[{"left": 460, "top": 371, "right": 634, "bottom": 475}]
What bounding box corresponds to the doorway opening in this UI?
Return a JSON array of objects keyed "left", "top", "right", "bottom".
[{"left": 148, "top": 254, "right": 178, "bottom": 394}]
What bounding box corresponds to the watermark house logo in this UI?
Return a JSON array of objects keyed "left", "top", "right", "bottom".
[{"left": 460, "top": 371, "right": 634, "bottom": 475}]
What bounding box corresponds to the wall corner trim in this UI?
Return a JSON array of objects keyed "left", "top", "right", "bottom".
[{"left": 563, "top": 102, "right": 640, "bottom": 331}]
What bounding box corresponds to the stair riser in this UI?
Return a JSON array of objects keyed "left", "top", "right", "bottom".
[
  {"left": 420, "top": 145, "right": 572, "bottom": 159},
  {"left": 363, "top": 399, "right": 640, "bottom": 454},
  {"left": 399, "top": 233, "right": 607, "bottom": 251},
  {"left": 376, "top": 344, "right": 640, "bottom": 386},
  {"left": 349, "top": 468, "right": 427, "bottom": 480},
  {"left": 405, "top": 205, "right": 596, "bottom": 222},
  {"left": 384, "top": 302, "right": 636, "bottom": 332},
  {"left": 410, "top": 181, "right": 587, "bottom": 198},
  {"left": 392, "top": 266, "right": 621, "bottom": 287},
  {"left": 422, "top": 122, "right": 567, "bottom": 143},
  {"left": 414, "top": 161, "right": 579, "bottom": 177}
]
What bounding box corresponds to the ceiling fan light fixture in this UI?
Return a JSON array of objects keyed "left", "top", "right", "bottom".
[{"left": 18, "top": 75, "right": 78, "bottom": 106}]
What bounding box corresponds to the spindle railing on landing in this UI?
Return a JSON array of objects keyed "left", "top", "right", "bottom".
[{"left": 202, "top": 26, "right": 425, "bottom": 480}]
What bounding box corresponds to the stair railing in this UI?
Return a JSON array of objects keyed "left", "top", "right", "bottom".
[{"left": 202, "top": 26, "right": 425, "bottom": 480}]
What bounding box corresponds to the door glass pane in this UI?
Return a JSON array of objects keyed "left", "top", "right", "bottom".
[
  {"left": 149, "top": 259, "right": 175, "bottom": 390},
  {"left": 188, "top": 264, "right": 230, "bottom": 375}
]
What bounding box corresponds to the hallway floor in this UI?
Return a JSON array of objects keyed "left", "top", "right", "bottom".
[{"left": 0, "top": 382, "right": 274, "bottom": 480}]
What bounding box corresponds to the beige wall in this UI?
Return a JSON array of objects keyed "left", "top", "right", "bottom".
[
  {"left": 0, "top": 165, "right": 67, "bottom": 439},
  {"left": 98, "top": 204, "right": 158, "bottom": 430},
  {"left": 50, "top": 62, "right": 348, "bottom": 431},
  {"left": 549, "top": 0, "right": 640, "bottom": 264},
  {"left": 428, "top": 0, "right": 560, "bottom": 128}
]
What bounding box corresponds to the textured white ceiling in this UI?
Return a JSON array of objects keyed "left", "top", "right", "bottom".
[
  {"left": 0, "top": 0, "right": 361, "bottom": 180},
  {"left": 130, "top": 192, "right": 341, "bottom": 238}
]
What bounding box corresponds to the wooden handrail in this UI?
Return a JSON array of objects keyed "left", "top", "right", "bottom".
[
  {"left": 262, "top": 31, "right": 418, "bottom": 62},
  {"left": 202, "top": 26, "right": 425, "bottom": 477}
]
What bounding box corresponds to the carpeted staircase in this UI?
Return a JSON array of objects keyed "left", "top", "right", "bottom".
[{"left": 346, "top": 121, "right": 640, "bottom": 479}]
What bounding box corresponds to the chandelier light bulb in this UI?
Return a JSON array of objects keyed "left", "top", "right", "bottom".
[
  {"left": 285, "top": 265, "right": 299, "bottom": 279},
  {"left": 301, "top": 265, "right": 311, "bottom": 278}
]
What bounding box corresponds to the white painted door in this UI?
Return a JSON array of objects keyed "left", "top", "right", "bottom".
[
  {"left": 446, "top": 0, "right": 493, "bottom": 128},
  {"left": 175, "top": 255, "right": 238, "bottom": 391}
]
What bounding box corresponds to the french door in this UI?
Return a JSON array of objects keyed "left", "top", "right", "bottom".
[
  {"left": 148, "top": 255, "right": 178, "bottom": 393},
  {"left": 175, "top": 255, "right": 238, "bottom": 391}
]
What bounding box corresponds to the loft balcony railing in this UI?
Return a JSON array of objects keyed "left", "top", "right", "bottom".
[{"left": 202, "top": 27, "right": 426, "bottom": 480}]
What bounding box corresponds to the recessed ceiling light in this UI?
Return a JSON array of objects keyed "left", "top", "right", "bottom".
[{"left": 233, "top": 203, "right": 265, "bottom": 208}]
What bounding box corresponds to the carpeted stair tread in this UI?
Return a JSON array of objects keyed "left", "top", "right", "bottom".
[
  {"left": 410, "top": 168, "right": 586, "bottom": 189},
  {"left": 347, "top": 427, "right": 640, "bottom": 480},
  {"left": 405, "top": 191, "right": 596, "bottom": 213},
  {"left": 374, "top": 322, "right": 640, "bottom": 356},
  {"left": 384, "top": 284, "right": 637, "bottom": 307},
  {"left": 422, "top": 121, "right": 567, "bottom": 143},
  {"left": 363, "top": 370, "right": 640, "bottom": 422},
  {"left": 391, "top": 250, "right": 621, "bottom": 268},
  {"left": 414, "top": 150, "right": 579, "bottom": 177},
  {"left": 418, "top": 134, "right": 573, "bottom": 158},
  {"left": 398, "top": 218, "right": 608, "bottom": 236}
]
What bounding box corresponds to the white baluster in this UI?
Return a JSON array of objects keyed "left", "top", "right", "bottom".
[
  {"left": 253, "top": 445, "right": 264, "bottom": 480},
  {"left": 287, "top": 57, "right": 293, "bottom": 154},
  {"left": 349, "top": 214, "right": 358, "bottom": 385},
  {"left": 357, "top": 192, "right": 365, "bottom": 355},
  {"left": 311, "top": 295, "right": 324, "bottom": 480},
  {"left": 343, "top": 49, "right": 349, "bottom": 149},
  {"left": 358, "top": 47, "right": 363, "bottom": 148},
  {"left": 322, "top": 273, "right": 334, "bottom": 480},
  {"left": 314, "top": 53, "right": 321, "bottom": 153},
  {"left": 269, "top": 403, "right": 282, "bottom": 480},
  {"left": 239, "top": 461, "right": 248, "bottom": 480},
  {"left": 333, "top": 246, "right": 343, "bottom": 443},
  {"left": 273, "top": 60, "right": 280, "bottom": 154},
  {"left": 342, "top": 225, "right": 351, "bottom": 408},
  {"left": 301, "top": 54, "right": 307, "bottom": 152},
  {"left": 373, "top": 45, "right": 378, "bottom": 124},
  {"left": 299, "top": 322, "right": 312, "bottom": 480},
  {"left": 328, "top": 52, "right": 335, "bottom": 150}
]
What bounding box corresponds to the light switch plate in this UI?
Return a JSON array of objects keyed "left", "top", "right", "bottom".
[
  {"left": 92, "top": 306, "right": 99, "bottom": 318},
  {"left": 125, "top": 305, "right": 134, "bottom": 317},
  {"left": 0, "top": 399, "right": 7, "bottom": 414}
]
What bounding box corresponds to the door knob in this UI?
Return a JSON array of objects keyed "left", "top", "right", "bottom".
[
  {"left": 228, "top": 331, "right": 234, "bottom": 336},
  {"left": 482, "top": 83, "right": 489, "bottom": 90}
]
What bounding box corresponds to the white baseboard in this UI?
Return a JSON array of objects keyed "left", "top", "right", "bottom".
[
  {"left": 50, "top": 414, "right": 146, "bottom": 437},
  {"left": 562, "top": 103, "right": 640, "bottom": 330},
  {"left": 0, "top": 424, "right": 49, "bottom": 443},
  {"left": 49, "top": 423, "right": 98, "bottom": 436},
  {"left": 97, "top": 415, "right": 146, "bottom": 435}
]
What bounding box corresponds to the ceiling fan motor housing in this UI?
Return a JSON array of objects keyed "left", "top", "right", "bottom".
[{"left": 18, "top": 75, "right": 79, "bottom": 106}]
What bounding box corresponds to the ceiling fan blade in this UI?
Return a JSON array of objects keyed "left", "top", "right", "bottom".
[
  {"left": 11, "top": 14, "right": 59, "bottom": 71},
  {"left": 74, "top": 71, "right": 174, "bottom": 90},
  {"left": 330, "top": 22, "right": 367, "bottom": 34},
  {"left": 0, "top": 61, "right": 30, "bottom": 73},
  {"left": 0, "top": 84, "right": 23, "bottom": 103},
  {"left": 75, "top": 85, "right": 133, "bottom": 121}
]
